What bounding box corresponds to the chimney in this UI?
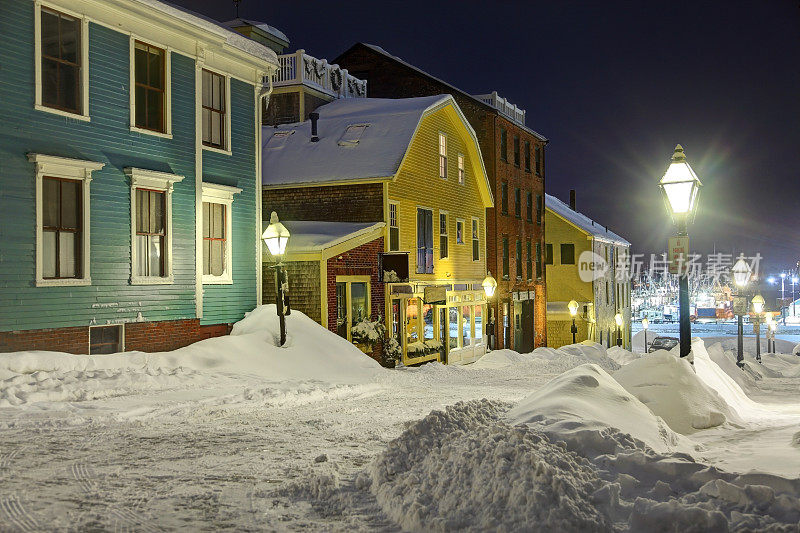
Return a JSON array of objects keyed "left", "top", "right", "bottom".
[
  {"left": 310, "top": 112, "right": 319, "bottom": 142},
  {"left": 569, "top": 189, "right": 576, "bottom": 211}
]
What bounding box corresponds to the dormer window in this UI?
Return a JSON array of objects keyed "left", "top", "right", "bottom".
[{"left": 338, "top": 124, "right": 369, "bottom": 146}]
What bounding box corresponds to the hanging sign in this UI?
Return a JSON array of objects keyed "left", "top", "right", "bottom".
[
  {"left": 423, "top": 285, "right": 447, "bottom": 305},
  {"left": 733, "top": 296, "right": 747, "bottom": 315},
  {"left": 668, "top": 236, "right": 690, "bottom": 275}
]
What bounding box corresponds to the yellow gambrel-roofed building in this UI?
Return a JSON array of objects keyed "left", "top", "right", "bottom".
[{"left": 262, "top": 95, "right": 494, "bottom": 367}]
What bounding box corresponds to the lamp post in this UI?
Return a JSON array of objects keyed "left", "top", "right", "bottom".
[
  {"left": 752, "top": 294, "right": 765, "bottom": 362},
  {"left": 614, "top": 313, "right": 623, "bottom": 347},
  {"left": 792, "top": 276, "right": 798, "bottom": 322},
  {"left": 568, "top": 300, "right": 579, "bottom": 344},
  {"left": 482, "top": 272, "right": 498, "bottom": 350},
  {"left": 262, "top": 212, "right": 291, "bottom": 346},
  {"left": 642, "top": 317, "right": 650, "bottom": 353},
  {"left": 658, "top": 144, "right": 702, "bottom": 359},
  {"left": 732, "top": 258, "right": 751, "bottom": 368},
  {"left": 768, "top": 319, "right": 777, "bottom": 354}
]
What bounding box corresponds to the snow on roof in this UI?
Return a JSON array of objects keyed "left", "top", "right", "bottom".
[
  {"left": 356, "top": 43, "right": 548, "bottom": 142},
  {"left": 545, "top": 193, "right": 630, "bottom": 246},
  {"left": 130, "top": 1, "right": 278, "bottom": 65},
  {"left": 277, "top": 221, "right": 385, "bottom": 253},
  {"left": 221, "top": 18, "right": 289, "bottom": 44},
  {"left": 262, "top": 95, "right": 452, "bottom": 186}
]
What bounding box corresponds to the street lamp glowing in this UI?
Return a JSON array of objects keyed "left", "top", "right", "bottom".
[
  {"left": 767, "top": 277, "right": 776, "bottom": 285},
  {"left": 262, "top": 211, "right": 290, "bottom": 260},
  {"left": 641, "top": 317, "right": 649, "bottom": 330},
  {"left": 658, "top": 144, "right": 702, "bottom": 224},
  {"left": 568, "top": 300, "right": 579, "bottom": 317},
  {"left": 751, "top": 294, "right": 765, "bottom": 314},
  {"left": 482, "top": 272, "right": 497, "bottom": 298},
  {"left": 615, "top": 313, "right": 623, "bottom": 327},
  {"left": 732, "top": 258, "right": 751, "bottom": 288}
]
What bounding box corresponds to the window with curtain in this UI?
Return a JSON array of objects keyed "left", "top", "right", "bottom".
[
  {"left": 438, "top": 133, "right": 447, "bottom": 179},
  {"left": 42, "top": 177, "right": 81, "bottom": 279},
  {"left": 202, "top": 69, "right": 226, "bottom": 149},
  {"left": 202, "top": 202, "right": 226, "bottom": 276},
  {"left": 416, "top": 208, "right": 433, "bottom": 274},
  {"left": 41, "top": 8, "right": 81, "bottom": 113},
  {"left": 135, "top": 189, "right": 166, "bottom": 277}
]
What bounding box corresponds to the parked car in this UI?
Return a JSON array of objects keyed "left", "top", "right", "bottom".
[{"left": 649, "top": 336, "right": 679, "bottom": 351}]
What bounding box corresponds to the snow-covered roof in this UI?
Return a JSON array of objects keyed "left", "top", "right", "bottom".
[
  {"left": 353, "top": 44, "right": 548, "bottom": 142},
  {"left": 278, "top": 221, "right": 385, "bottom": 253},
  {"left": 130, "top": 1, "right": 279, "bottom": 65},
  {"left": 263, "top": 95, "right": 454, "bottom": 187},
  {"left": 221, "top": 18, "right": 289, "bottom": 45},
  {"left": 545, "top": 194, "right": 630, "bottom": 246}
]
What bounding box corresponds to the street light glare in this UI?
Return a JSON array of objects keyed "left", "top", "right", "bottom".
[
  {"left": 732, "top": 258, "right": 751, "bottom": 288},
  {"left": 658, "top": 145, "right": 702, "bottom": 217}
]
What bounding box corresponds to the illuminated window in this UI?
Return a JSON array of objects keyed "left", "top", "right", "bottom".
[
  {"left": 439, "top": 133, "right": 447, "bottom": 179},
  {"left": 471, "top": 218, "right": 479, "bottom": 261},
  {"left": 439, "top": 211, "right": 448, "bottom": 259},
  {"left": 458, "top": 154, "right": 465, "bottom": 184},
  {"left": 202, "top": 69, "right": 227, "bottom": 150},
  {"left": 389, "top": 202, "right": 399, "bottom": 251}
]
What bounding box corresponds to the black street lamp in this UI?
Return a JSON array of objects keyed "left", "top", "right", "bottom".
[
  {"left": 658, "top": 145, "right": 702, "bottom": 359},
  {"left": 642, "top": 317, "right": 650, "bottom": 353},
  {"left": 732, "top": 257, "right": 751, "bottom": 368},
  {"left": 568, "top": 300, "right": 579, "bottom": 344},
  {"left": 752, "top": 294, "right": 765, "bottom": 362},
  {"left": 262, "top": 211, "right": 291, "bottom": 346},
  {"left": 482, "top": 272, "right": 497, "bottom": 350},
  {"left": 614, "top": 313, "right": 623, "bottom": 347}
]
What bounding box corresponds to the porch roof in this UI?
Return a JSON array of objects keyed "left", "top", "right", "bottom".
[{"left": 277, "top": 221, "right": 385, "bottom": 253}]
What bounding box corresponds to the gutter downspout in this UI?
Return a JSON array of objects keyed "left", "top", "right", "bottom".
[
  {"left": 256, "top": 72, "right": 274, "bottom": 306},
  {"left": 194, "top": 51, "right": 205, "bottom": 320}
]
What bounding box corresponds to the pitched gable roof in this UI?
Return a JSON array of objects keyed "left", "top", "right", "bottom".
[{"left": 546, "top": 194, "right": 630, "bottom": 246}]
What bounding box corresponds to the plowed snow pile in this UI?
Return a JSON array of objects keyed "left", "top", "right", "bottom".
[{"left": 471, "top": 342, "right": 619, "bottom": 374}]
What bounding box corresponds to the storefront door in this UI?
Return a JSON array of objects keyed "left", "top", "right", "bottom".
[
  {"left": 513, "top": 301, "right": 523, "bottom": 352},
  {"left": 522, "top": 299, "right": 534, "bottom": 353}
]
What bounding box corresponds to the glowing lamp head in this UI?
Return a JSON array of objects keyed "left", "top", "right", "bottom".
[
  {"left": 567, "top": 300, "right": 579, "bottom": 317},
  {"left": 769, "top": 321, "right": 777, "bottom": 332},
  {"left": 751, "top": 294, "right": 765, "bottom": 314},
  {"left": 793, "top": 276, "right": 799, "bottom": 285},
  {"left": 767, "top": 277, "right": 776, "bottom": 285},
  {"left": 731, "top": 258, "right": 751, "bottom": 288},
  {"left": 641, "top": 317, "right": 649, "bottom": 330},
  {"left": 615, "top": 313, "right": 623, "bottom": 327},
  {"left": 781, "top": 272, "right": 787, "bottom": 279},
  {"left": 262, "top": 211, "right": 290, "bottom": 260},
  {"left": 482, "top": 272, "right": 497, "bottom": 298},
  {"left": 658, "top": 144, "right": 702, "bottom": 225}
]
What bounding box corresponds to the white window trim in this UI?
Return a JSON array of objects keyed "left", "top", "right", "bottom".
[
  {"left": 438, "top": 210, "right": 449, "bottom": 260},
  {"left": 89, "top": 324, "right": 125, "bottom": 354},
  {"left": 201, "top": 182, "right": 241, "bottom": 285},
  {"left": 387, "top": 200, "right": 399, "bottom": 252},
  {"left": 456, "top": 218, "right": 465, "bottom": 245},
  {"left": 126, "top": 167, "right": 184, "bottom": 285},
  {"left": 438, "top": 131, "right": 447, "bottom": 180},
  {"left": 200, "top": 68, "right": 232, "bottom": 155},
  {"left": 28, "top": 153, "right": 104, "bottom": 287},
  {"left": 471, "top": 217, "right": 480, "bottom": 261},
  {"left": 129, "top": 36, "right": 173, "bottom": 139},
  {"left": 457, "top": 153, "right": 465, "bottom": 185},
  {"left": 34, "top": 2, "right": 90, "bottom": 122}
]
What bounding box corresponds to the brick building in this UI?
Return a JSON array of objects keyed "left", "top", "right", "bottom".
[{"left": 334, "top": 43, "right": 548, "bottom": 351}]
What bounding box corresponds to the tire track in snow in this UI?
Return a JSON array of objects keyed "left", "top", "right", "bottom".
[
  {"left": 0, "top": 494, "right": 39, "bottom": 532},
  {"left": 108, "top": 505, "right": 161, "bottom": 533},
  {"left": 70, "top": 462, "right": 98, "bottom": 494}
]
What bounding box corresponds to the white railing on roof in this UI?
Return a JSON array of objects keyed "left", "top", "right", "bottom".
[
  {"left": 273, "top": 49, "right": 367, "bottom": 99},
  {"left": 474, "top": 91, "right": 526, "bottom": 126}
]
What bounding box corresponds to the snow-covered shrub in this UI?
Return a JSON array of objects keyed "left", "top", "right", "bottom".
[
  {"left": 383, "top": 337, "right": 401, "bottom": 364},
  {"left": 383, "top": 270, "right": 400, "bottom": 282},
  {"left": 351, "top": 317, "right": 386, "bottom": 347}
]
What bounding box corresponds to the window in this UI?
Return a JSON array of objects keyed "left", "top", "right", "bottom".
[
  {"left": 513, "top": 135, "right": 520, "bottom": 167},
  {"left": 416, "top": 208, "right": 434, "bottom": 274},
  {"left": 202, "top": 69, "right": 227, "bottom": 150},
  {"left": 536, "top": 243, "right": 542, "bottom": 278},
  {"left": 29, "top": 153, "right": 101, "bottom": 286},
  {"left": 502, "top": 237, "right": 509, "bottom": 280},
  {"left": 439, "top": 211, "right": 449, "bottom": 259},
  {"left": 516, "top": 240, "right": 522, "bottom": 279},
  {"left": 471, "top": 218, "right": 480, "bottom": 261},
  {"left": 39, "top": 8, "right": 83, "bottom": 115},
  {"left": 90, "top": 325, "right": 123, "bottom": 355},
  {"left": 536, "top": 194, "right": 543, "bottom": 225},
  {"left": 388, "top": 202, "right": 399, "bottom": 251},
  {"left": 526, "top": 240, "right": 532, "bottom": 281},
  {"left": 524, "top": 141, "right": 531, "bottom": 172},
  {"left": 132, "top": 40, "right": 170, "bottom": 135},
  {"left": 500, "top": 128, "right": 507, "bottom": 161},
  {"left": 338, "top": 123, "right": 368, "bottom": 146},
  {"left": 535, "top": 145, "right": 542, "bottom": 175},
  {"left": 545, "top": 243, "right": 553, "bottom": 265},
  {"left": 526, "top": 191, "right": 533, "bottom": 222},
  {"left": 458, "top": 154, "right": 465, "bottom": 184},
  {"left": 514, "top": 188, "right": 521, "bottom": 218},
  {"left": 501, "top": 182, "right": 508, "bottom": 215},
  {"left": 126, "top": 167, "right": 184, "bottom": 284},
  {"left": 462, "top": 305, "right": 472, "bottom": 348},
  {"left": 606, "top": 281, "right": 609, "bottom": 305},
  {"left": 335, "top": 276, "right": 371, "bottom": 342},
  {"left": 201, "top": 183, "right": 241, "bottom": 284},
  {"left": 456, "top": 219, "right": 464, "bottom": 244},
  {"left": 561, "top": 243, "right": 575, "bottom": 265},
  {"left": 439, "top": 133, "right": 447, "bottom": 179}
]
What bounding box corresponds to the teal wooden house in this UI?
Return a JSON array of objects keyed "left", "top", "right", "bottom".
[{"left": 0, "top": 0, "right": 279, "bottom": 354}]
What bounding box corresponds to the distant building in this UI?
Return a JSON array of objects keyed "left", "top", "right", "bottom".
[
  {"left": 545, "top": 193, "right": 632, "bottom": 349},
  {"left": 262, "top": 96, "right": 493, "bottom": 366},
  {"left": 222, "top": 18, "right": 290, "bottom": 54},
  {"left": 0, "top": 0, "right": 278, "bottom": 353},
  {"left": 334, "top": 43, "right": 548, "bottom": 353}
]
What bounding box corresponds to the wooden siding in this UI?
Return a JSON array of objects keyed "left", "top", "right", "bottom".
[
  {"left": 262, "top": 260, "right": 321, "bottom": 323},
  {"left": 388, "top": 107, "right": 487, "bottom": 282},
  {"left": 201, "top": 78, "right": 257, "bottom": 325}
]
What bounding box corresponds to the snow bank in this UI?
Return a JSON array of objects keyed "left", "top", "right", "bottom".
[
  {"left": 471, "top": 342, "right": 619, "bottom": 374},
  {"left": 606, "top": 346, "right": 643, "bottom": 365},
  {"left": 613, "top": 349, "right": 741, "bottom": 434},
  {"left": 0, "top": 306, "right": 383, "bottom": 407},
  {"left": 507, "top": 364, "right": 690, "bottom": 454}
]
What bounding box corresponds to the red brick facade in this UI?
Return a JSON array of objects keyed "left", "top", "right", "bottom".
[
  {"left": 0, "top": 320, "right": 232, "bottom": 354},
  {"left": 263, "top": 183, "right": 384, "bottom": 223},
  {"left": 335, "top": 43, "right": 547, "bottom": 349}
]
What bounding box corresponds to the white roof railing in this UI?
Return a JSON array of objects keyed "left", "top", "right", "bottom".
[
  {"left": 473, "top": 91, "right": 526, "bottom": 126},
  {"left": 273, "top": 49, "right": 367, "bottom": 99}
]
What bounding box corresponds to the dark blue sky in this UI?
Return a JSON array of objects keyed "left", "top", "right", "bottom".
[{"left": 173, "top": 0, "right": 800, "bottom": 276}]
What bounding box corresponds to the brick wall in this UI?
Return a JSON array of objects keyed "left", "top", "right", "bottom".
[
  {"left": 262, "top": 260, "right": 321, "bottom": 323},
  {"left": 0, "top": 326, "right": 88, "bottom": 354},
  {"left": 263, "top": 183, "right": 384, "bottom": 223}
]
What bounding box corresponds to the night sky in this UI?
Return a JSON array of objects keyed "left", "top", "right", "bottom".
[{"left": 173, "top": 0, "right": 799, "bottom": 277}]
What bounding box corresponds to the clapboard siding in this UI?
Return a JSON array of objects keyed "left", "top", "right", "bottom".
[{"left": 0, "top": 0, "right": 259, "bottom": 333}]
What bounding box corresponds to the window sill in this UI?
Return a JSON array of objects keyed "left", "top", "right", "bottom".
[
  {"left": 130, "top": 126, "right": 173, "bottom": 139},
  {"left": 36, "top": 277, "right": 91, "bottom": 287},
  {"left": 202, "top": 144, "right": 232, "bottom": 156},
  {"left": 34, "top": 104, "right": 90, "bottom": 122},
  {"left": 131, "top": 275, "right": 174, "bottom": 285},
  {"left": 202, "top": 275, "right": 233, "bottom": 285}
]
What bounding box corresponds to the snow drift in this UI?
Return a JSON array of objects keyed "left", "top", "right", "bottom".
[{"left": 470, "top": 342, "right": 619, "bottom": 374}]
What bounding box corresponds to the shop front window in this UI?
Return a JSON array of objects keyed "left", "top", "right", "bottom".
[
  {"left": 462, "top": 305, "right": 472, "bottom": 347},
  {"left": 449, "top": 306, "right": 459, "bottom": 349},
  {"left": 474, "top": 305, "right": 483, "bottom": 340},
  {"left": 336, "top": 282, "right": 347, "bottom": 339},
  {"left": 351, "top": 282, "right": 368, "bottom": 327},
  {"left": 406, "top": 298, "right": 420, "bottom": 354},
  {"left": 423, "top": 304, "right": 435, "bottom": 341}
]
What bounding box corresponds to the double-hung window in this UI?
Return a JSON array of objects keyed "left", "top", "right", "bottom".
[
  {"left": 526, "top": 240, "right": 533, "bottom": 280},
  {"left": 439, "top": 211, "right": 449, "bottom": 259},
  {"left": 132, "top": 40, "right": 170, "bottom": 136},
  {"left": 38, "top": 7, "right": 87, "bottom": 118},
  {"left": 513, "top": 135, "right": 520, "bottom": 167},
  {"left": 536, "top": 194, "right": 543, "bottom": 225},
  {"left": 439, "top": 133, "right": 447, "bottom": 179},
  {"left": 388, "top": 202, "right": 399, "bottom": 251},
  {"left": 416, "top": 208, "right": 434, "bottom": 274},
  {"left": 526, "top": 191, "right": 533, "bottom": 222},
  {"left": 501, "top": 182, "right": 508, "bottom": 215},
  {"left": 502, "top": 237, "right": 509, "bottom": 280},
  {"left": 561, "top": 243, "right": 575, "bottom": 265},
  {"left": 471, "top": 218, "right": 480, "bottom": 261},
  {"left": 456, "top": 219, "right": 464, "bottom": 245},
  {"left": 202, "top": 69, "right": 228, "bottom": 151},
  {"left": 535, "top": 145, "right": 542, "bottom": 175},
  {"left": 536, "top": 243, "right": 543, "bottom": 278},
  {"left": 545, "top": 243, "right": 553, "bottom": 265},
  {"left": 514, "top": 188, "right": 521, "bottom": 218},
  {"left": 524, "top": 141, "right": 531, "bottom": 172},
  {"left": 201, "top": 183, "right": 241, "bottom": 284},
  {"left": 458, "top": 154, "right": 465, "bottom": 184},
  {"left": 500, "top": 128, "right": 507, "bottom": 161},
  {"left": 516, "top": 240, "right": 523, "bottom": 279},
  {"left": 126, "top": 168, "right": 184, "bottom": 284}
]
